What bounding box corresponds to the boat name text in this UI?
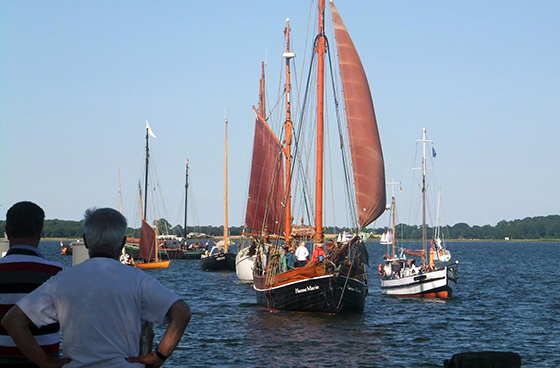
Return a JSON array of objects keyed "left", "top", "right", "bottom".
[{"left": 295, "top": 285, "right": 320, "bottom": 294}]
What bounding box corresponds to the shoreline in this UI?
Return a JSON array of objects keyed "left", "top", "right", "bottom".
[{"left": 43, "top": 237, "right": 559, "bottom": 243}]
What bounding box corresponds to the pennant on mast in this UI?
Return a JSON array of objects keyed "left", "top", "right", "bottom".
[{"left": 146, "top": 120, "right": 157, "bottom": 138}]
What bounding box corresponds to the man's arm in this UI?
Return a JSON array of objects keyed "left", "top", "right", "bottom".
[
  {"left": 126, "top": 299, "right": 191, "bottom": 368},
  {"left": 1, "top": 305, "right": 71, "bottom": 368}
]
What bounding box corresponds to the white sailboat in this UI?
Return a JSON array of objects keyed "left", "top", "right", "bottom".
[{"left": 380, "top": 128, "right": 458, "bottom": 298}]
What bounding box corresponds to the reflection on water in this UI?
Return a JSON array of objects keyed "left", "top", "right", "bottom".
[{"left": 38, "top": 241, "right": 560, "bottom": 367}]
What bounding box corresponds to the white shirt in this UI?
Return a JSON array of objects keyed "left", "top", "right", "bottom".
[
  {"left": 18, "top": 257, "right": 180, "bottom": 368},
  {"left": 295, "top": 246, "right": 309, "bottom": 261}
]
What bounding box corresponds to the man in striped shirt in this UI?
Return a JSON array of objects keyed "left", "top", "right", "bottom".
[{"left": 0, "top": 202, "right": 64, "bottom": 367}]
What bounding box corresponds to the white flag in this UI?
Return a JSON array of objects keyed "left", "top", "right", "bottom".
[{"left": 146, "top": 120, "right": 157, "bottom": 138}]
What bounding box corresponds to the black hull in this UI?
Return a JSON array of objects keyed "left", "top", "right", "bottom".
[
  {"left": 125, "top": 245, "right": 204, "bottom": 260},
  {"left": 254, "top": 274, "right": 367, "bottom": 313},
  {"left": 200, "top": 252, "right": 236, "bottom": 271}
]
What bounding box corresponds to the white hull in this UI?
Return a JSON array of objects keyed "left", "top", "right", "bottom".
[
  {"left": 381, "top": 265, "right": 458, "bottom": 298},
  {"left": 235, "top": 253, "right": 255, "bottom": 283}
]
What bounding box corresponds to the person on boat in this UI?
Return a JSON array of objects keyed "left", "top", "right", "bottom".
[
  {"left": 383, "top": 262, "right": 392, "bottom": 278},
  {"left": 391, "top": 260, "right": 402, "bottom": 278},
  {"left": 0, "top": 202, "right": 64, "bottom": 366},
  {"left": 295, "top": 241, "right": 309, "bottom": 267},
  {"left": 2, "top": 207, "right": 191, "bottom": 368},
  {"left": 286, "top": 247, "right": 296, "bottom": 269},
  {"left": 280, "top": 248, "right": 288, "bottom": 271},
  {"left": 325, "top": 239, "right": 337, "bottom": 255},
  {"left": 311, "top": 243, "right": 326, "bottom": 264}
]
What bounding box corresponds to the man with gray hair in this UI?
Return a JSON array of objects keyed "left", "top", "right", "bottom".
[{"left": 2, "top": 207, "right": 191, "bottom": 367}]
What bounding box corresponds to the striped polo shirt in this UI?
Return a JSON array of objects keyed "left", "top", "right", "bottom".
[{"left": 0, "top": 245, "right": 63, "bottom": 366}]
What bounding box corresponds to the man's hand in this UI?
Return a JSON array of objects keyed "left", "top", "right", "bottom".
[
  {"left": 39, "top": 357, "right": 73, "bottom": 368},
  {"left": 126, "top": 352, "right": 164, "bottom": 368}
]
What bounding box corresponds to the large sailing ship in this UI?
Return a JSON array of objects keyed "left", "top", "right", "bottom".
[
  {"left": 251, "top": 0, "right": 386, "bottom": 313},
  {"left": 379, "top": 128, "right": 458, "bottom": 298},
  {"left": 235, "top": 62, "right": 271, "bottom": 282}
]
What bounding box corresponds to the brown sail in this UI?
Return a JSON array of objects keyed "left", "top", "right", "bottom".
[
  {"left": 139, "top": 219, "right": 156, "bottom": 261},
  {"left": 331, "top": 1, "right": 386, "bottom": 228},
  {"left": 244, "top": 116, "right": 285, "bottom": 236}
]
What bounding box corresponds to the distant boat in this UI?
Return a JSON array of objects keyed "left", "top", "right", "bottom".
[
  {"left": 380, "top": 231, "right": 393, "bottom": 245},
  {"left": 380, "top": 128, "right": 458, "bottom": 298},
  {"left": 135, "top": 220, "right": 170, "bottom": 269},
  {"left": 200, "top": 118, "right": 236, "bottom": 271},
  {"left": 133, "top": 121, "right": 170, "bottom": 269},
  {"left": 60, "top": 241, "right": 73, "bottom": 255},
  {"left": 253, "top": 1, "right": 386, "bottom": 313}
]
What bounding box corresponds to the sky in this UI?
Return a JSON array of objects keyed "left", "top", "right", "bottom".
[{"left": 1, "top": 0, "right": 559, "bottom": 230}]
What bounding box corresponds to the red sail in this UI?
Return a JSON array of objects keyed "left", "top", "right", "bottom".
[
  {"left": 244, "top": 116, "right": 285, "bottom": 237},
  {"left": 331, "top": 1, "right": 386, "bottom": 228},
  {"left": 139, "top": 219, "right": 156, "bottom": 261}
]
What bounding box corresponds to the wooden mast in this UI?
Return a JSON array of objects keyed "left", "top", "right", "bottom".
[
  {"left": 386, "top": 177, "right": 400, "bottom": 257},
  {"left": 315, "top": 0, "right": 326, "bottom": 243},
  {"left": 284, "top": 18, "right": 294, "bottom": 244},
  {"left": 224, "top": 117, "right": 229, "bottom": 253},
  {"left": 184, "top": 159, "right": 189, "bottom": 240},
  {"left": 259, "top": 62, "right": 266, "bottom": 118}
]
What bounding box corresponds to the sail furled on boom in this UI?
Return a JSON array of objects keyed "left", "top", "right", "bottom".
[
  {"left": 330, "top": 1, "right": 386, "bottom": 228},
  {"left": 244, "top": 116, "right": 286, "bottom": 236}
]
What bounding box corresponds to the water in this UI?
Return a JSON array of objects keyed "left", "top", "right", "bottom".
[{"left": 39, "top": 241, "right": 560, "bottom": 367}]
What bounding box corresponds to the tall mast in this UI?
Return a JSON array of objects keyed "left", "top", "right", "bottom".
[
  {"left": 315, "top": 0, "right": 326, "bottom": 243},
  {"left": 118, "top": 166, "right": 123, "bottom": 214},
  {"left": 224, "top": 117, "right": 229, "bottom": 253},
  {"left": 283, "top": 18, "right": 294, "bottom": 244},
  {"left": 144, "top": 126, "right": 150, "bottom": 221},
  {"left": 419, "top": 127, "right": 432, "bottom": 266},
  {"left": 259, "top": 62, "right": 266, "bottom": 117},
  {"left": 138, "top": 181, "right": 144, "bottom": 222},
  {"left": 386, "top": 177, "right": 400, "bottom": 257},
  {"left": 184, "top": 159, "right": 189, "bottom": 239}
]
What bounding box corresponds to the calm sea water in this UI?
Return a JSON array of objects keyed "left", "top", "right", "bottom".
[{"left": 39, "top": 240, "right": 559, "bottom": 367}]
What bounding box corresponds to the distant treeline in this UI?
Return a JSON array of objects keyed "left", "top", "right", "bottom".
[{"left": 1, "top": 215, "right": 559, "bottom": 240}]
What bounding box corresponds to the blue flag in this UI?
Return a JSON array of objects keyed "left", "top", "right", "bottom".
[{"left": 432, "top": 147, "right": 437, "bottom": 158}]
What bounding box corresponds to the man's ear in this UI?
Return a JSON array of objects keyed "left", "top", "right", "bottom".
[
  {"left": 37, "top": 226, "right": 43, "bottom": 240},
  {"left": 83, "top": 234, "right": 89, "bottom": 249}
]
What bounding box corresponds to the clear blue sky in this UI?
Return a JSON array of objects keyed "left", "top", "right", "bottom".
[{"left": 1, "top": 0, "right": 559, "bottom": 230}]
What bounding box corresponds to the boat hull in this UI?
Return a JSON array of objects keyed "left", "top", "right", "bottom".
[
  {"left": 134, "top": 260, "right": 171, "bottom": 269},
  {"left": 235, "top": 253, "right": 255, "bottom": 282},
  {"left": 380, "top": 265, "right": 458, "bottom": 298},
  {"left": 254, "top": 267, "right": 367, "bottom": 313},
  {"left": 200, "top": 252, "right": 236, "bottom": 271},
  {"left": 125, "top": 244, "right": 204, "bottom": 260}
]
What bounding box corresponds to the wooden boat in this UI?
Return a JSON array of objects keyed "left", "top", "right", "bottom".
[
  {"left": 236, "top": 62, "right": 271, "bottom": 282},
  {"left": 380, "top": 128, "right": 458, "bottom": 298},
  {"left": 200, "top": 118, "right": 236, "bottom": 271},
  {"left": 133, "top": 121, "right": 170, "bottom": 269},
  {"left": 253, "top": 1, "right": 386, "bottom": 313}
]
